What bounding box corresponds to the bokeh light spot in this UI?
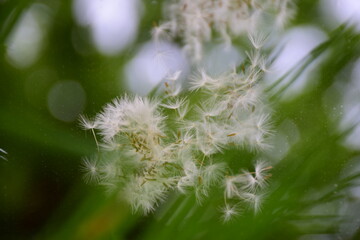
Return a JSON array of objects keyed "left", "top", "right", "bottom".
[
  {"left": 73, "top": 0, "right": 142, "bottom": 55},
  {"left": 6, "top": 4, "right": 52, "bottom": 68},
  {"left": 47, "top": 81, "right": 86, "bottom": 122},
  {"left": 124, "top": 41, "right": 189, "bottom": 96},
  {"left": 266, "top": 26, "right": 327, "bottom": 98}
]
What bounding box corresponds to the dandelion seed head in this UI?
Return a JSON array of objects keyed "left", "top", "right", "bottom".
[
  {"left": 248, "top": 31, "right": 269, "bottom": 49},
  {"left": 202, "top": 163, "right": 227, "bottom": 187},
  {"left": 189, "top": 69, "right": 214, "bottom": 91},
  {"left": 251, "top": 192, "right": 264, "bottom": 214},
  {"left": 100, "top": 160, "right": 119, "bottom": 180},
  {"left": 225, "top": 175, "right": 241, "bottom": 198},
  {"left": 152, "top": 22, "right": 173, "bottom": 43},
  {"left": 79, "top": 115, "right": 97, "bottom": 130},
  {"left": 177, "top": 100, "right": 190, "bottom": 120},
  {"left": 221, "top": 204, "right": 240, "bottom": 222},
  {"left": 239, "top": 170, "right": 258, "bottom": 192},
  {"left": 81, "top": 157, "right": 100, "bottom": 184},
  {"left": 161, "top": 97, "right": 187, "bottom": 110},
  {"left": 94, "top": 96, "right": 165, "bottom": 143},
  {"left": 254, "top": 160, "right": 271, "bottom": 188},
  {"left": 124, "top": 176, "right": 168, "bottom": 214}
]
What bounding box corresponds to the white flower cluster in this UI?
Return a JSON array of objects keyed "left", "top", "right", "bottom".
[{"left": 153, "top": 0, "right": 295, "bottom": 61}]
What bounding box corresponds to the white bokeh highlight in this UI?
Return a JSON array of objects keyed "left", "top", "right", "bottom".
[
  {"left": 320, "top": 0, "right": 360, "bottom": 31},
  {"left": 266, "top": 26, "right": 327, "bottom": 98},
  {"left": 201, "top": 44, "right": 243, "bottom": 76},
  {"left": 73, "top": 0, "right": 141, "bottom": 55},
  {"left": 6, "top": 4, "right": 51, "bottom": 68},
  {"left": 124, "top": 41, "right": 189, "bottom": 96}
]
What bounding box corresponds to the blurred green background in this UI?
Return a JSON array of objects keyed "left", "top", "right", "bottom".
[{"left": 1, "top": 0, "right": 360, "bottom": 239}]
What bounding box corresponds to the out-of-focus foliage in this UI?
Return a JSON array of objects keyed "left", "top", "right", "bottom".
[{"left": 0, "top": 0, "right": 360, "bottom": 239}]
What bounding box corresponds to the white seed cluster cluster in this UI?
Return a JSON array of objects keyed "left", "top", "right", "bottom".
[
  {"left": 80, "top": 0, "right": 296, "bottom": 221},
  {"left": 222, "top": 160, "right": 272, "bottom": 221},
  {"left": 80, "top": 35, "right": 272, "bottom": 219},
  {"left": 153, "top": 0, "right": 295, "bottom": 61}
]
